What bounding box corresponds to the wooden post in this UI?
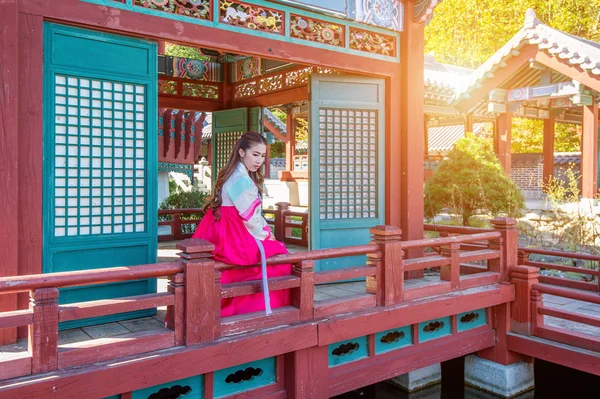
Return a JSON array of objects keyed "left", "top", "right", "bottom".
[
  {"left": 510, "top": 266, "right": 539, "bottom": 336},
  {"left": 530, "top": 288, "right": 543, "bottom": 336},
  {"left": 284, "top": 346, "right": 329, "bottom": 399},
  {"left": 517, "top": 250, "right": 528, "bottom": 266},
  {"left": 581, "top": 99, "right": 598, "bottom": 198},
  {"left": 496, "top": 111, "right": 512, "bottom": 174},
  {"left": 172, "top": 212, "right": 182, "bottom": 240},
  {"left": 274, "top": 202, "right": 290, "bottom": 242},
  {"left": 28, "top": 288, "right": 59, "bottom": 374},
  {"left": 177, "top": 238, "right": 217, "bottom": 345},
  {"left": 290, "top": 260, "right": 314, "bottom": 321},
  {"left": 542, "top": 116, "right": 555, "bottom": 189},
  {"left": 440, "top": 241, "right": 460, "bottom": 290},
  {"left": 465, "top": 113, "right": 474, "bottom": 133},
  {"left": 424, "top": 115, "right": 430, "bottom": 157},
  {"left": 166, "top": 272, "right": 185, "bottom": 346},
  {"left": 368, "top": 225, "right": 404, "bottom": 306},
  {"left": 490, "top": 218, "right": 518, "bottom": 282},
  {"left": 285, "top": 111, "right": 295, "bottom": 172}
]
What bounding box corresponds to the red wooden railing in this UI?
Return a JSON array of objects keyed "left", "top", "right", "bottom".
[
  {"left": 0, "top": 220, "right": 512, "bottom": 382},
  {"left": 159, "top": 202, "right": 309, "bottom": 246}
]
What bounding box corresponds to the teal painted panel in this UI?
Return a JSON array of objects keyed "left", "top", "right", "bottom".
[
  {"left": 375, "top": 325, "right": 413, "bottom": 354},
  {"left": 103, "top": 396, "right": 120, "bottom": 399},
  {"left": 43, "top": 23, "right": 158, "bottom": 329},
  {"left": 418, "top": 317, "right": 452, "bottom": 343},
  {"left": 248, "top": 107, "right": 263, "bottom": 134},
  {"left": 132, "top": 375, "right": 203, "bottom": 399},
  {"left": 309, "top": 75, "right": 386, "bottom": 272},
  {"left": 214, "top": 357, "right": 276, "bottom": 398},
  {"left": 457, "top": 309, "right": 487, "bottom": 333},
  {"left": 48, "top": 24, "right": 152, "bottom": 78},
  {"left": 212, "top": 108, "right": 248, "bottom": 133},
  {"left": 328, "top": 336, "right": 369, "bottom": 367}
]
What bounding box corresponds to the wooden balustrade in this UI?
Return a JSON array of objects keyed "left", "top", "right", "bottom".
[
  {"left": 0, "top": 221, "right": 514, "bottom": 382},
  {"left": 158, "top": 208, "right": 204, "bottom": 241}
]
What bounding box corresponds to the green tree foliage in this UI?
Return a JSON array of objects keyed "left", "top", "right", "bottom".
[
  {"left": 165, "top": 43, "right": 210, "bottom": 61},
  {"left": 425, "top": 0, "right": 600, "bottom": 69},
  {"left": 159, "top": 187, "right": 209, "bottom": 210},
  {"left": 425, "top": 133, "right": 525, "bottom": 225},
  {"left": 511, "top": 118, "right": 582, "bottom": 153}
]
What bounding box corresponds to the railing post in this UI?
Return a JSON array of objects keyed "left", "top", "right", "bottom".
[
  {"left": 274, "top": 202, "right": 290, "bottom": 242},
  {"left": 530, "top": 288, "right": 543, "bottom": 336},
  {"left": 177, "top": 238, "right": 217, "bottom": 345},
  {"left": 440, "top": 241, "right": 460, "bottom": 289},
  {"left": 517, "top": 250, "right": 528, "bottom": 266},
  {"left": 173, "top": 212, "right": 182, "bottom": 240},
  {"left": 167, "top": 273, "right": 185, "bottom": 346},
  {"left": 28, "top": 288, "right": 59, "bottom": 374},
  {"left": 290, "top": 260, "right": 315, "bottom": 320},
  {"left": 490, "top": 217, "right": 518, "bottom": 281},
  {"left": 510, "top": 266, "right": 539, "bottom": 335},
  {"left": 368, "top": 225, "right": 403, "bottom": 306}
]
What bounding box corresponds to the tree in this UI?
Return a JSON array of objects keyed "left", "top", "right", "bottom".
[
  {"left": 511, "top": 118, "right": 581, "bottom": 153},
  {"left": 425, "top": 133, "right": 525, "bottom": 225},
  {"left": 425, "top": 0, "right": 600, "bottom": 69},
  {"left": 165, "top": 43, "right": 210, "bottom": 60}
]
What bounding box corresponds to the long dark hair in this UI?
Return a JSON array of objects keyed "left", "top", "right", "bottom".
[{"left": 205, "top": 131, "right": 268, "bottom": 220}]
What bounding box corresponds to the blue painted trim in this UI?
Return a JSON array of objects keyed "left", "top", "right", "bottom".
[
  {"left": 375, "top": 325, "right": 413, "bottom": 354},
  {"left": 418, "top": 316, "right": 452, "bottom": 343},
  {"left": 213, "top": 357, "right": 276, "bottom": 398},
  {"left": 457, "top": 308, "right": 487, "bottom": 332},
  {"left": 132, "top": 375, "right": 204, "bottom": 399},
  {"left": 328, "top": 336, "right": 369, "bottom": 367},
  {"left": 81, "top": 0, "right": 400, "bottom": 63}
]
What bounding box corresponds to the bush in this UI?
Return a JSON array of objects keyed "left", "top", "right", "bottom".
[
  {"left": 159, "top": 188, "right": 209, "bottom": 233},
  {"left": 425, "top": 133, "right": 525, "bottom": 226}
]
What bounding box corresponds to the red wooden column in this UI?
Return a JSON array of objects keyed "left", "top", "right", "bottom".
[
  {"left": 495, "top": 111, "right": 512, "bottom": 174},
  {"left": 581, "top": 99, "right": 599, "bottom": 198},
  {"left": 157, "top": 40, "right": 166, "bottom": 55},
  {"left": 542, "top": 116, "right": 555, "bottom": 188},
  {"left": 424, "top": 115, "right": 430, "bottom": 157},
  {"left": 285, "top": 111, "right": 295, "bottom": 172},
  {"left": 464, "top": 113, "right": 474, "bottom": 133},
  {"left": 0, "top": 0, "right": 19, "bottom": 345},
  {"left": 510, "top": 265, "right": 539, "bottom": 336},
  {"left": 400, "top": 2, "right": 425, "bottom": 268}
]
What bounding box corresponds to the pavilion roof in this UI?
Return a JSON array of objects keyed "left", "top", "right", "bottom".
[
  {"left": 424, "top": 55, "right": 473, "bottom": 106},
  {"left": 452, "top": 9, "right": 600, "bottom": 114}
]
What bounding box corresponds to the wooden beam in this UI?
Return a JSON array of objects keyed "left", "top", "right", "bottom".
[
  {"left": 496, "top": 111, "right": 512, "bottom": 174},
  {"left": 535, "top": 51, "right": 600, "bottom": 94},
  {"left": 465, "top": 113, "right": 474, "bottom": 133},
  {"left": 231, "top": 87, "right": 307, "bottom": 109},
  {"left": 582, "top": 99, "right": 598, "bottom": 198},
  {"left": 0, "top": 0, "right": 19, "bottom": 345},
  {"left": 263, "top": 118, "right": 287, "bottom": 142},
  {"left": 285, "top": 112, "right": 295, "bottom": 171},
  {"left": 158, "top": 96, "right": 223, "bottom": 112},
  {"left": 400, "top": 7, "right": 425, "bottom": 264},
  {"left": 543, "top": 116, "right": 555, "bottom": 188}
]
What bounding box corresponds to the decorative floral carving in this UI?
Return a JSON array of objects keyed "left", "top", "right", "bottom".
[
  {"left": 423, "top": 320, "right": 444, "bottom": 333},
  {"left": 234, "top": 81, "right": 257, "bottom": 99},
  {"left": 219, "top": 1, "right": 284, "bottom": 35},
  {"left": 349, "top": 27, "right": 396, "bottom": 57},
  {"left": 332, "top": 342, "right": 360, "bottom": 356},
  {"left": 290, "top": 15, "right": 344, "bottom": 47},
  {"left": 135, "top": 0, "right": 211, "bottom": 21},
  {"left": 182, "top": 83, "right": 219, "bottom": 99},
  {"left": 225, "top": 367, "right": 263, "bottom": 384},
  {"left": 380, "top": 330, "right": 405, "bottom": 344},
  {"left": 159, "top": 79, "right": 178, "bottom": 95},
  {"left": 258, "top": 75, "right": 283, "bottom": 93},
  {"left": 460, "top": 312, "right": 480, "bottom": 323}
]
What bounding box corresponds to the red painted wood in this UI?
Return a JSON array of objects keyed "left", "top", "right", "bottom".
[
  {"left": 400, "top": 232, "right": 501, "bottom": 250},
  {"left": 317, "top": 283, "right": 514, "bottom": 345},
  {"left": 533, "top": 283, "right": 600, "bottom": 304},
  {"left": 328, "top": 327, "right": 495, "bottom": 397},
  {"left": 403, "top": 281, "right": 451, "bottom": 301},
  {"left": 423, "top": 224, "right": 494, "bottom": 234},
  {"left": 263, "top": 118, "right": 287, "bottom": 142},
  {"left": 464, "top": 113, "right": 474, "bottom": 133},
  {"left": 0, "top": 262, "right": 184, "bottom": 295},
  {"left": 459, "top": 264, "right": 489, "bottom": 275},
  {"left": 0, "top": 309, "right": 33, "bottom": 329},
  {"left": 28, "top": 288, "right": 59, "bottom": 374},
  {"left": 535, "top": 325, "right": 600, "bottom": 352},
  {"left": 291, "top": 260, "right": 315, "bottom": 321},
  {"left": 521, "top": 247, "right": 600, "bottom": 261},
  {"left": 459, "top": 272, "right": 500, "bottom": 289},
  {"left": 121, "top": 393, "right": 133, "bottom": 399},
  {"left": 0, "top": 0, "right": 19, "bottom": 346},
  {"left": 159, "top": 94, "right": 224, "bottom": 112},
  {"left": 491, "top": 218, "right": 518, "bottom": 282},
  {"left": 370, "top": 225, "right": 404, "bottom": 305},
  {"left": 538, "top": 305, "right": 600, "bottom": 328},
  {"left": 285, "top": 111, "right": 295, "bottom": 171},
  {"left": 543, "top": 116, "right": 555, "bottom": 188},
  {"left": 167, "top": 272, "right": 185, "bottom": 346},
  {"left": 404, "top": 256, "right": 450, "bottom": 271},
  {"left": 496, "top": 111, "right": 512, "bottom": 174},
  {"left": 440, "top": 242, "right": 460, "bottom": 289},
  {"left": 184, "top": 259, "right": 215, "bottom": 344},
  {"left": 58, "top": 330, "right": 174, "bottom": 369},
  {"left": 232, "top": 87, "right": 308, "bottom": 109},
  {"left": 221, "top": 275, "right": 301, "bottom": 298},
  {"left": 284, "top": 346, "right": 329, "bottom": 399},
  {"left": 459, "top": 249, "right": 501, "bottom": 263},
  {"left": 538, "top": 275, "right": 599, "bottom": 292},
  {"left": 581, "top": 99, "right": 598, "bottom": 198},
  {"left": 509, "top": 266, "right": 539, "bottom": 336},
  {"left": 525, "top": 260, "right": 599, "bottom": 276},
  {"left": 477, "top": 302, "right": 521, "bottom": 365},
  {"left": 220, "top": 307, "right": 300, "bottom": 336},
  {"left": 314, "top": 294, "right": 376, "bottom": 319},
  {"left": 0, "top": 356, "right": 31, "bottom": 381},
  {"left": 314, "top": 266, "right": 375, "bottom": 285},
  {"left": 17, "top": 13, "right": 44, "bottom": 339},
  {"left": 59, "top": 292, "right": 174, "bottom": 322},
  {"left": 400, "top": 8, "right": 425, "bottom": 268},
  {"left": 0, "top": 324, "right": 318, "bottom": 399}
]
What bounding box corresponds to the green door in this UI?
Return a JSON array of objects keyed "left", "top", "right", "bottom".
[
  {"left": 43, "top": 23, "right": 158, "bottom": 329},
  {"left": 309, "top": 74, "right": 385, "bottom": 272},
  {"left": 211, "top": 107, "right": 263, "bottom": 180}
]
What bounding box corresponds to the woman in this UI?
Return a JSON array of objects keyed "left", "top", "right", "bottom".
[{"left": 193, "top": 131, "right": 291, "bottom": 317}]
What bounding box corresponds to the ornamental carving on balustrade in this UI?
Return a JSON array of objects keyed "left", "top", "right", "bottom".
[
  {"left": 135, "top": 0, "right": 211, "bottom": 21},
  {"left": 285, "top": 67, "right": 313, "bottom": 88},
  {"left": 182, "top": 83, "right": 219, "bottom": 99},
  {"left": 219, "top": 1, "right": 284, "bottom": 35},
  {"left": 234, "top": 81, "right": 257, "bottom": 99},
  {"left": 349, "top": 27, "right": 396, "bottom": 57},
  {"left": 159, "top": 79, "right": 178, "bottom": 95},
  {"left": 290, "top": 14, "right": 345, "bottom": 47},
  {"left": 258, "top": 75, "right": 283, "bottom": 94}
]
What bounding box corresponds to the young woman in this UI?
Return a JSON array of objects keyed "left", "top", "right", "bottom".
[{"left": 192, "top": 131, "right": 291, "bottom": 317}]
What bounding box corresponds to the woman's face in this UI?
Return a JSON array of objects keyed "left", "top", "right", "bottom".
[{"left": 239, "top": 142, "right": 267, "bottom": 172}]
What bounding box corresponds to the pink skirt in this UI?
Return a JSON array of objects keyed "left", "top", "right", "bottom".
[{"left": 192, "top": 206, "right": 292, "bottom": 317}]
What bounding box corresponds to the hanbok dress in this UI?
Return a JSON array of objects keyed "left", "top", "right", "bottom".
[{"left": 192, "top": 162, "right": 292, "bottom": 317}]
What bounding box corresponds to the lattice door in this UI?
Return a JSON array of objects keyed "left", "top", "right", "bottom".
[
  {"left": 309, "top": 74, "right": 385, "bottom": 272},
  {"left": 43, "top": 23, "right": 157, "bottom": 329}
]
